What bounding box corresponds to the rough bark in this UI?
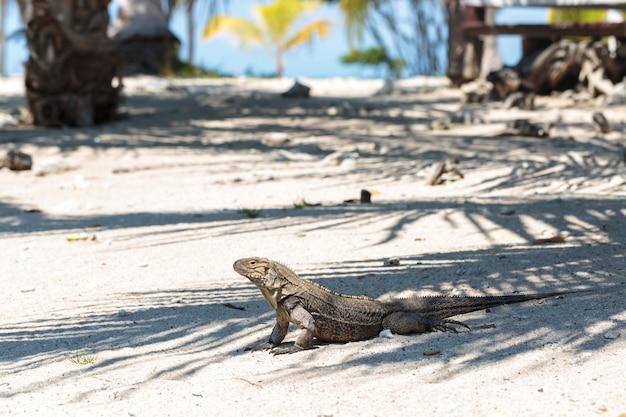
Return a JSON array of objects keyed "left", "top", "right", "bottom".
[
  {"left": 445, "top": 0, "right": 465, "bottom": 86},
  {"left": 447, "top": 3, "right": 482, "bottom": 86},
  {"left": 22, "top": 0, "right": 122, "bottom": 127},
  {"left": 0, "top": 0, "right": 6, "bottom": 75}
]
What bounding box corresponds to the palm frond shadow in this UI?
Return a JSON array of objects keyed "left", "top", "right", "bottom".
[
  {"left": 3, "top": 88, "right": 624, "bottom": 202},
  {"left": 0, "top": 284, "right": 270, "bottom": 395},
  {"left": 2, "top": 86, "right": 625, "bottom": 394},
  {"left": 244, "top": 248, "right": 625, "bottom": 384},
  {"left": 1, "top": 196, "right": 625, "bottom": 260},
  {"left": 2, "top": 242, "right": 623, "bottom": 394},
  {"left": 3, "top": 91, "right": 444, "bottom": 151}
]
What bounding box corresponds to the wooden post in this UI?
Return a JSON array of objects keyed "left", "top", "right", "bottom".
[{"left": 446, "top": 0, "right": 466, "bottom": 86}]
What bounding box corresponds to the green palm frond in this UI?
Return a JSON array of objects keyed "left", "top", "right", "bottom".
[
  {"left": 338, "top": 0, "right": 371, "bottom": 45},
  {"left": 203, "top": 16, "right": 265, "bottom": 46},
  {"left": 285, "top": 19, "right": 331, "bottom": 51},
  {"left": 257, "top": 0, "right": 321, "bottom": 44},
  {"left": 202, "top": 0, "right": 331, "bottom": 77}
]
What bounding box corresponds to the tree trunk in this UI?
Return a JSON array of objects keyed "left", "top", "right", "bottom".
[
  {"left": 186, "top": 0, "right": 194, "bottom": 68},
  {"left": 110, "top": 0, "right": 179, "bottom": 75},
  {"left": 0, "top": 0, "right": 6, "bottom": 76},
  {"left": 22, "top": 0, "right": 122, "bottom": 127},
  {"left": 276, "top": 48, "right": 284, "bottom": 78},
  {"left": 445, "top": 0, "right": 466, "bottom": 86}
]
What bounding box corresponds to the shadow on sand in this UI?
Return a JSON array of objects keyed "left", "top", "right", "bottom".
[{"left": 1, "top": 87, "right": 625, "bottom": 395}]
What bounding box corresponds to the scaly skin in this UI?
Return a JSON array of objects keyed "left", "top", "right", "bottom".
[{"left": 233, "top": 257, "right": 580, "bottom": 355}]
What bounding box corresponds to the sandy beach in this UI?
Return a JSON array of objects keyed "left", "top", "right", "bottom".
[{"left": 1, "top": 75, "right": 625, "bottom": 416}]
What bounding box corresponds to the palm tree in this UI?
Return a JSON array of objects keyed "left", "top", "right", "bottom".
[
  {"left": 166, "top": 0, "right": 224, "bottom": 70},
  {"left": 19, "top": 0, "right": 121, "bottom": 126},
  {"left": 330, "top": 0, "right": 447, "bottom": 77},
  {"left": 0, "top": 0, "right": 7, "bottom": 76},
  {"left": 203, "top": 0, "right": 331, "bottom": 77}
]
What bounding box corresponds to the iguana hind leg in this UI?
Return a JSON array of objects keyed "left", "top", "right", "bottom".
[{"left": 382, "top": 312, "right": 470, "bottom": 334}]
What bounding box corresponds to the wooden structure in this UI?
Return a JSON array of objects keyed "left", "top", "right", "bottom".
[
  {"left": 447, "top": 0, "right": 626, "bottom": 85},
  {"left": 24, "top": 0, "right": 122, "bottom": 127},
  {"left": 109, "top": 0, "right": 179, "bottom": 75}
]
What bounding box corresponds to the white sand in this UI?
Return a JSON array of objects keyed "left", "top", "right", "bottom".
[{"left": 1, "top": 75, "right": 625, "bottom": 416}]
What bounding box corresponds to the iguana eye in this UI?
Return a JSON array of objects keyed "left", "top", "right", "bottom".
[{"left": 249, "top": 260, "right": 256, "bottom": 265}]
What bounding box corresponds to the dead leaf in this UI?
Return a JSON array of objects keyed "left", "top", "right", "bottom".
[
  {"left": 533, "top": 236, "right": 565, "bottom": 245},
  {"left": 223, "top": 303, "right": 246, "bottom": 311},
  {"left": 356, "top": 273, "right": 376, "bottom": 280},
  {"left": 423, "top": 349, "right": 441, "bottom": 356},
  {"left": 66, "top": 233, "right": 89, "bottom": 242},
  {"left": 234, "top": 377, "right": 263, "bottom": 388}
]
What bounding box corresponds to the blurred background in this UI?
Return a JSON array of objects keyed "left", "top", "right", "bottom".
[{"left": 0, "top": 0, "right": 547, "bottom": 78}]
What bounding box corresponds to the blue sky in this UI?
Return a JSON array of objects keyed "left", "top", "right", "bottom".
[{"left": 1, "top": 0, "right": 549, "bottom": 78}]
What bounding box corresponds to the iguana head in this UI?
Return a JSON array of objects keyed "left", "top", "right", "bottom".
[{"left": 233, "top": 257, "right": 283, "bottom": 290}]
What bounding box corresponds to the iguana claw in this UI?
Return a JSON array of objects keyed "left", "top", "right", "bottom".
[
  {"left": 271, "top": 345, "right": 304, "bottom": 355},
  {"left": 245, "top": 342, "right": 276, "bottom": 352},
  {"left": 429, "top": 318, "right": 471, "bottom": 333}
]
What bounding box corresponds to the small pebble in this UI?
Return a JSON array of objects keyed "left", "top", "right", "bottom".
[
  {"left": 171, "top": 297, "right": 183, "bottom": 304},
  {"left": 20, "top": 287, "right": 35, "bottom": 293},
  {"left": 378, "top": 329, "right": 394, "bottom": 338},
  {"left": 603, "top": 330, "right": 621, "bottom": 340},
  {"left": 383, "top": 257, "right": 400, "bottom": 266}
]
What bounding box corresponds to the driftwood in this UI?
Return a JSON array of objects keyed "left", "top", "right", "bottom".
[
  {"left": 502, "top": 91, "right": 535, "bottom": 110},
  {"left": 592, "top": 111, "right": 610, "bottom": 134},
  {"left": 0, "top": 149, "right": 33, "bottom": 171},
  {"left": 23, "top": 0, "right": 122, "bottom": 127},
  {"left": 486, "top": 67, "right": 520, "bottom": 100},
  {"left": 500, "top": 120, "right": 552, "bottom": 138},
  {"left": 426, "top": 157, "right": 464, "bottom": 186},
  {"left": 488, "top": 39, "right": 626, "bottom": 101}
]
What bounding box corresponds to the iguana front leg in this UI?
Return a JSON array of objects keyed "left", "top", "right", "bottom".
[
  {"left": 271, "top": 299, "right": 316, "bottom": 355},
  {"left": 247, "top": 309, "right": 290, "bottom": 351}
]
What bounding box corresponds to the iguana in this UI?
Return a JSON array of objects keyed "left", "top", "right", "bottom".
[{"left": 233, "top": 257, "right": 583, "bottom": 355}]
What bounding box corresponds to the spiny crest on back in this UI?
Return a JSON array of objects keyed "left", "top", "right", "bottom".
[{"left": 272, "top": 259, "right": 375, "bottom": 301}]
